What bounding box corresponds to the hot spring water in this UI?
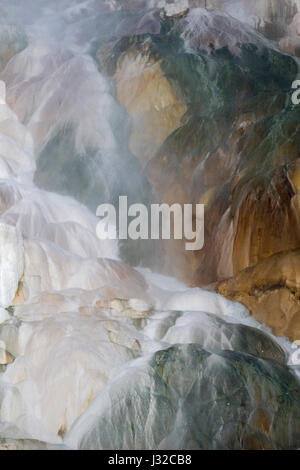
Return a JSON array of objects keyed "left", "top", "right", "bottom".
[{"left": 0, "top": 0, "right": 299, "bottom": 450}]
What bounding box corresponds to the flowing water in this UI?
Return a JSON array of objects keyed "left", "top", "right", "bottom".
[{"left": 0, "top": 0, "right": 299, "bottom": 450}]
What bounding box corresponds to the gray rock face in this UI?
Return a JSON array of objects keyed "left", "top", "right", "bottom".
[{"left": 66, "top": 343, "right": 300, "bottom": 450}]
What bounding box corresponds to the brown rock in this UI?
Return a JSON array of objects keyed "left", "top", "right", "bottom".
[
  {"left": 114, "top": 47, "right": 186, "bottom": 167},
  {"left": 218, "top": 249, "right": 300, "bottom": 341},
  {"left": 232, "top": 164, "right": 300, "bottom": 275},
  {"left": 0, "top": 348, "right": 14, "bottom": 365},
  {"left": 249, "top": 408, "right": 271, "bottom": 436},
  {"left": 279, "top": 36, "right": 300, "bottom": 57}
]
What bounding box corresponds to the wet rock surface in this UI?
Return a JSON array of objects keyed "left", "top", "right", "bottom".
[
  {"left": 0, "top": 0, "right": 299, "bottom": 451},
  {"left": 218, "top": 249, "right": 300, "bottom": 341},
  {"left": 67, "top": 344, "right": 300, "bottom": 450}
]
